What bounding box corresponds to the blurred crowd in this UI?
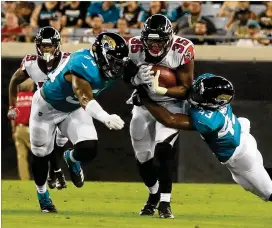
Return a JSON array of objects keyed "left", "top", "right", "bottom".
[{"left": 1, "top": 1, "right": 272, "bottom": 46}]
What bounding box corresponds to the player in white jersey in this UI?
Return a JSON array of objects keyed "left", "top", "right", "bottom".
[
  {"left": 8, "top": 27, "right": 68, "bottom": 190},
  {"left": 123, "top": 14, "right": 195, "bottom": 218},
  {"left": 137, "top": 74, "right": 272, "bottom": 202}
]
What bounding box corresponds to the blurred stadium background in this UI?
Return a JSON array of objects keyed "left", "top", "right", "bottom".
[{"left": 2, "top": 1, "right": 272, "bottom": 227}]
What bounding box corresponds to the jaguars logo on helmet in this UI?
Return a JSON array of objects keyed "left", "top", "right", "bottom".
[
  {"left": 92, "top": 32, "right": 129, "bottom": 79},
  {"left": 101, "top": 35, "right": 116, "bottom": 51},
  {"left": 188, "top": 75, "right": 234, "bottom": 109}
]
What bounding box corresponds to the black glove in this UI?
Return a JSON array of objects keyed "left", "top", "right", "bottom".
[
  {"left": 132, "top": 86, "right": 149, "bottom": 106},
  {"left": 132, "top": 91, "right": 142, "bottom": 106}
]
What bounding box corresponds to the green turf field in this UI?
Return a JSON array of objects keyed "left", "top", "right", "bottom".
[{"left": 2, "top": 181, "right": 271, "bottom": 228}]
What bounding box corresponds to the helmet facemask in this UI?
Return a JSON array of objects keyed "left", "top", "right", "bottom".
[
  {"left": 101, "top": 52, "right": 129, "bottom": 79},
  {"left": 143, "top": 35, "right": 172, "bottom": 57},
  {"left": 36, "top": 42, "right": 60, "bottom": 62},
  {"left": 93, "top": 33, "right": 129, "bottom": 80},
  {"left": 141, "top": 14, "right": 173, "bottom": 59}
]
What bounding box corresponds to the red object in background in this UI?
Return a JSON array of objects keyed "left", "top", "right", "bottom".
[
  {"left": 15, "top": 91, "right": 34, "bottom": 126},
  {"left": 1, "top": 27, "right": 22, "bottom": 42}
]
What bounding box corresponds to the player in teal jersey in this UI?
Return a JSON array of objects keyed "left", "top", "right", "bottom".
[
  {"left": 29, "top": 32, "right": 129, "bottom": 213},
  {"left": 137, "top": 73, "right": 272, "bottom": 202}
]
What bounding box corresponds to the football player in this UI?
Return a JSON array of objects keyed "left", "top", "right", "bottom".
[
  {"left": 123, "top": 14, "right": 194, "bottom": 218},
  {"left": 8, "top": 26, "right": 69, "bottom": 190},
  {"left": 138, "top": 73, "right": 272, "bottom": 202},
  {"left": 29, "top": 32, "right": 128, "bottom": 213}
]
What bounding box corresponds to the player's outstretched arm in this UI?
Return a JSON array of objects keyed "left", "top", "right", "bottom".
[
  {"left": 140, "top": 94, "right": 194, "bottom": 130},
  {"left": 69, "top": 74, "right": 124, "bottom": 130}
]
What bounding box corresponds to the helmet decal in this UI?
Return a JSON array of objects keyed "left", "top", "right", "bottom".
[
  {"left": 92, "top": 32, "right": 129, "bottom": 79},
  {"left": 188, "top": 75, "right": 235, "bottom": 110},
  {"left": 101, "top": 35, "right": 116, "bottom": 51}
]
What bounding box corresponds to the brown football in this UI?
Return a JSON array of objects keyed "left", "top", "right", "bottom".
[{"left": 151, "top": 65, "right": 177, "bottom": 88}]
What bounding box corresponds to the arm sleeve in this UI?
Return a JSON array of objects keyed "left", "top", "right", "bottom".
[
  {"left": 192, "top": 119, "right": 213, "bottom": 135},
  {"left": 189, "top": 110, "right": 215, "bottom": 135},
  {"left": 20, "top": 55, "right": 31, "bottom": 78},
  {"left": 123, "top": 59, "right": 139, "bottom": 84},
  {"left": 183, "top": 43, "right": 195, "bottom": 65}
]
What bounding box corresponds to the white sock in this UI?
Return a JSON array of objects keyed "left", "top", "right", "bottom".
[
  {"left": 160, "top": 193, "right": 171, "bottom": 202},
  {"left": 70, "top": 150, "right": 78, "bottom": 162},
  {"left": 36, "top": 184, "right": 47, "bottom": 194},
  {"left": 148, "top": 180, "right": 159, "bottom": 194}
]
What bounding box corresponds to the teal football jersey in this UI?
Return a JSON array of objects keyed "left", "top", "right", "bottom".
[
  {"left": 189, "top": 73, "right": 241, "bottom": 162},
  {"left": 42, "top": 48, "right": 113, "bottom": 112},
  {"left": 190, "top": 104, "right": 241, "bottom": 162}
]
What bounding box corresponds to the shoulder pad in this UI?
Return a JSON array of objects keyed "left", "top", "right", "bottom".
[{"left": 20, "top": 54, "right": 37, "bottom": 70}]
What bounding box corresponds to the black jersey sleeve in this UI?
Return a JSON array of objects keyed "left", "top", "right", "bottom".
[{"left": 123, "top": 59, "right": 139, "bottom": 84}]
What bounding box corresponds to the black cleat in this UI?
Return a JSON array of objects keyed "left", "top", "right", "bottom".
[
  {"left": 47, "top": 169, "right": 57, "bottom": 189},
  {"left": 37, "top": 190, "right": 57, "bottom": 213},
  {"left": 158, "top": 202, "right": 174, "bottom": 218},
  {"left": 139, "top": 193, "right": 160, "bottom": 216},
  {"left": 55, "top": 170, "right": 67, "bottom": 190}
]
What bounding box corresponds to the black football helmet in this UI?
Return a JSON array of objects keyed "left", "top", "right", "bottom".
[
  {"left": 35, "top": 26, "right": 61, "bottom": 62},
  {"left": 141, "top": 14, "right": 173, "bottom": 60},
  {"left": 92, "top": 32, "right": 129, "bottom": 79},
  {"left": 188, "top": 74, "right": 235, "bottom": 109}
]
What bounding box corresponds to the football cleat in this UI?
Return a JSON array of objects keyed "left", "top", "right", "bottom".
[
  {"left": 37, "top": 190, "right": 57, "bottom": 213},
  {"left": 139, "top": 193, "right": 160, "bottom": 216},
  {"left": 64, "top": 150, "right": 84, "bottom": 188},
  {"left": 55, "top": 170, "right": 67, "bottom": 190},
  {"left": 158, "top": 202, "right": 174, "bottom": 219},
  {"left": 47, "top": 169, "right": 57, "bottom": 189}
]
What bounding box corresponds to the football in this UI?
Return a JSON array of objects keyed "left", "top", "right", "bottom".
[{"left": 151, "top": 65, "right": 177, "bottom": 88}]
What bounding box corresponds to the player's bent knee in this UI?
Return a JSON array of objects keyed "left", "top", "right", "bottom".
[
  {"left": 31, "top": 145, "right": 49, "bottom": 157},
  {"left": 30, "top": 127, "right": 48, "bottom": 147},
  {"left": 130, "top": 117, "right": 147, "bottom": 141},
  {"left": 136, "top": 151, "right": 153, "bottom": 163},
  {"left": 74, "top": 140, "right": 98, "bottom": 162},
  {"left": 154, "top": 142, "right": 172, "bottom": 162}
]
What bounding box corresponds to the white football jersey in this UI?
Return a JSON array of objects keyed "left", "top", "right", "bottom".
[
  {"left": 128, "top": 35, "right": 195, "bottom": 102},
  {"left": 21, "top": 52, "right": 71, "bottom": 88}
]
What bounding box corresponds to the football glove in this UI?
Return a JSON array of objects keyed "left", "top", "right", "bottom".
[
  {"left": 7, "top": 106, "right": 20, "bottom": 120},
  {"left": 103, "top": 114, "right": 125, "bottom": 130},
  {"left": 131, "top": 65, "right": 154, "bottom": 86}
]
